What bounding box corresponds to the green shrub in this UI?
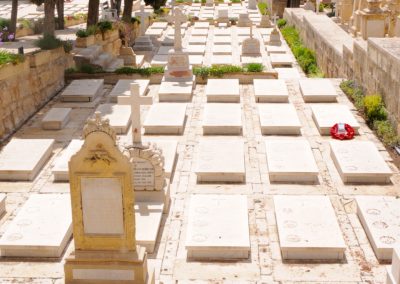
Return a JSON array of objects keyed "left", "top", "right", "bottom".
[
  {"left": 97, "top": 21, "right": 113, "bottom": 33},
  {"left": 339, "top": 80, "right": 364, "bottom": 110},
  {"left": 201, "top": 0, "right": 206, "bottom": 3},
  {"left": 231, "top": 0, "right": 241, "bottom": 3},
  {"left": 245, "top": 63, "right": 263, "bottom": 72},
  {"left": 79, "top": 64, "right": 103, "bottom": 74},
  {"left": 76, "top": 29, "right": 90, "bottom": 38},
  {"left": 0, "top": 50, "right": 24, "bottom": 66},
  {"left": 62, "top": 40, "right": 73, "bottom": 53},
  {"left": 115, "top": 66, "right": 165, "bottom": 76},
  {"left": 65, "top": 67, "right": 77, "bottom": 73},
  {"left": 373, "top": 120, "right": 400, "bottom": 147},
  {"left": 193, "top": 65, "right": 244, "bottom": 79},
  {"left": 364, "top": 94, "right": 387, "bottom": 122},
  {"left": 277, "top": 18, "right": 287, "bottom": 28},
  {"left": 0, "top": 18, "right": 10, "bottom": 29},
  {"left": 18, "top": 19, "right": 33, "bottom": 29},
  {"left": 257, "top": 2, "right": 268, "bottom": 15},
  {"left": 34, "top": 34, "right": 63, "bottom": 50},
  {"left": 87, "top": 25, "right": 98, "bottom": 35}
]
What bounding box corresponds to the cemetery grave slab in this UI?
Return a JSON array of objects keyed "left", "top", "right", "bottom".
[
  {"left": 0, "top": 194, "right": 72, "bottom": 257},
  {"left": 188, "top": 36, "right": 208, "bottom": 45},
  {"left": 210, "top": 55, "right": 234, "bottom": 65},
  {"left": 299, "top": 79, "right": 337, "bottom": 102},
  {"left": 41, "top": 107, "right": 71, "bottom": 130},
  {"left": 109, "top": 79, "right": 150, "bottom": 104},
  {"left": 95, "top": 104, "right": 132, "bottom": 134},
  {"left": 143, "top": 103, "right": 187, "bottom": 135},
  {"left": 191, "top": 29, "right": 209, "bottom": 36},
  {"left": 265, "top": 139, "right": 319, "bottom": 183},
  {"left": 202, "top": 103, "right": 242, "bottom": 135},
  {"left": 193, "top": 22, "right": 210, "bottom": 29},
  {"left": 258, "top": 104, "right": 301, "bottom": 135},
  {"left": 0, "top": 193, "right": 5, "bottom": 217},
  {"left": 270, "top": 54, "right": 293, "bottom": 67},
  {"left": 0, "top": 139, "right": 54, "bottom": 181},
  {"left": 185, "top": 194, "right": 250, "bottom": 259},
  {"left": 213, "top": 28, "right": 231, "bottom": 36},
  {"left": 196, "top": 139, "right": 245, "bottom": 183},
  {"left": 187, "top": 45, "right": 206, "bottom": 55},
  {"left": 253, "top": 79, "right": 289, "bottom": 102},
  {"left": 52, "top": 140, "right": 84, "bottom": 181},
  {"left": 60, "top": 79, "right": 104, "bottom": 102},
  {"left": 356, "top": 196, "right": 400, "bottom": 261},
  {"left": 212, "top": 44, "right": 233, "bottom": 54},
  {"left": 311, "top": 104, "right": 360, "bottom": 135},
  {"left": 213, "top": 36, "right": 232, "bottom": 44},
  {"left": 205, "top": 79, "right": 240, "bottom": 102},
  {"left": 266, "top": 45, "right": 287, "bottom": 54},
  {"left": 330, "top": 141, "right": 392, "bottom": 184},
  {"left": 158, "top": 81, "right": 194, "bottom": 102},
  {"left": 274, "top": 195, "right": 346, "bottom": 260}
]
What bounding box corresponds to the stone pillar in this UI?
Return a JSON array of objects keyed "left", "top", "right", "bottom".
[
  {"left": 360, "top": 0, "right": 388, "bottom": 39},
  {"left": 340, "top": 0, "right": 354, "bottom": 24}
]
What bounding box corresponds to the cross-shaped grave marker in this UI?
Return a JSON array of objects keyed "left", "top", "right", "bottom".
[
  {"left": 129, "top": 83, "right": 148, "bottom": 145},
  {"left": 167, "top": 7, "right": 187, "bottom": 51},
  {"left": 138, "top": 4, "right": 149, "bottom": 36}
]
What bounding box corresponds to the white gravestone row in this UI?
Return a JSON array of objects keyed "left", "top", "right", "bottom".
[
  {"left": 143, "top": 103, "right": 187, "bottom": 135},
  {"left": 60, "top": 79, "right": 104, "bottom": 102},
  {"left": 202, "top": 103, "right": 242, "bottom": 135},
  {"left": 258, "top": 104, "right": 301, "bottom": 135}
]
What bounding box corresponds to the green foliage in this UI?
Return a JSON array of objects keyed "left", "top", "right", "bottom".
[
  {"left": 280, "top": 26, "right": 323, "bottom": 77},
  {"left": 18, "top": 19, "right": 33, "bottom": 29},
  {"left": 0, "top": 50, "right": 24, "bottom": 66},
  {"left": 34, "top": 34, "right": 63, "bottom": 50},
  {"left": 193, "top": 65, "right": 244, "bottom": 79},
  {"left": 201, "top": 0, "right": 206, "bottom": 3},
  {"left": 97, "top": 21, "right": 113, "bottom": 33},
  {"left": 115, "top": 66, "right": 165, "bottom": 76},
  {"left": 257, "top": 2, "right": 268, "bottom": 15},
  {"left": 231, "top": 0, "right": 241, "bottom": 3},
  {"left": 87, "top": 25, "right": 98, "bottom": 35},
  {"left": 65, "top": 67, "right": 77, "bottom": 74},
  {"left": 0, "top": 18, "right": 10, "bottom": 29},
  {"left": 76, "top": 29, "right": 90, "bottom": 38},
  {"left": 277, "top": 18, "right": 287, "bottom": 28},
  {"left": 145, "top": 0, "right": 167, "bottom": 10},
  {"left": 62, "top": 40, "right": 73, "bottom": 53},
  {"left": 79, "top": 64, "right": 104, "bottom": 74},
  {"left": 340, "top": 80, "right": 364, "bottom": 110},
  {"left": 364, "top": 94, "right": 387, "bottom": 122},
  {"left": 244, "top": 63, "right": 263, "bottom": 72},
  {"left": 373, "top": 120, "right": 400, "bottom": 147}
]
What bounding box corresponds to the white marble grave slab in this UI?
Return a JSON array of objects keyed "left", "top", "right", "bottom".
[
  {"left": 330, "top": 141, "right": 392, "bottom": 184},
  {"left": 214, "top": 28, "right": 231, "bottom": 36},
  {"left": 145, "top": 28, "right": 164, "bottom": 37},
  {"left": 202, "top": 103, "right": 242, "bottom": 135},
  {"left": 266, "top": 45, "right": 287, "bottom": 54},
  {"left": 210, "top": 55, "right": 233, "bottom": 65},
  {"left": 187, "top": 44, "right": 206, "bottom": 55},
  {"left": 144, "top": 103, "right": 187, "bottom": 135},
  {"left": 95, "top": 104, "right": 131, "bottom": 134},
  {"left": 299, "top": 79, "right": 337, "bottom": 102},
  {"left": 191, "top": 29, "right": 209, "bottom": 36},
  {"left": 135, "top": 202, "right": 164, "bottom": 253},
  {"left": 52, "top": 139, "right": 84, "bottom": 181},
  {"left": 276, "top": 67, "right": 301, "bottom": 79},
  {"left": 151, "top": 54, "right": 168, "bottom": 67},
  {"left": 274, "top": 195, "right": 346, "bottom": 260},
  {"left": 270, "top": 54, "right": 293, "bottom": 67},
  {"left": 253, "top": 79, "right": 289, "bottom": 102},
  {"left": 188, "top": 36, "right": 207, "bottom": 45},
  {"left": 60, "top": 79, "right": 103, "bottom": 102},
  {"left": 0, "top": 139, "right": 54, "bottom": 181},
  {"left": 42, "top": 108, "right": 71, "bottom": 130},
  {"left": 150, "top": 22, "right": 168, "bottom": 29},
  {"left": 258, "top": 104, "right": 301, "bottom": 135},
  {"left": 185, "top": 194, "right": 250, "bottom": 259},
  {"left": 193, "top": 22, "right": 210, "bottom": 29},
  {"left": 356, "top": 196, "right": 400, "bottom": 261},
  {"left": 196, "top": 139, "right": 245, "bottom": 183},
  {"left": 265, "top": 139, "right": 319, "bottom": 183},
  {"left": 205, "top": 79, "right": 240, "bottom": 103},
  {"left": 213, "top": 36, "right": 232, "bottom": 45},
  {"left": 189, "top": 55, "right": 203, "bottom": 66},
  {"left": 109, "top": 79, "right": 150, "bottom": 104},
  {"left": 390, "top": 247, "right": 400, "bottom": 283},
  {"left": 158, "top": 81, "right": 194, "bottom": 102},
  {"left": 0, "top": 194, "right": 72, "bottom": 257},
  {"left": 212, "top": 44, "right": 232, "bottom": 54},
  {"left": 311, "top": 104, "right": 360, "bottom": 135}
]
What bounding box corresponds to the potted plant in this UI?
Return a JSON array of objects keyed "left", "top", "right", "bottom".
[{"left": 75, "top": 28, "right": 95, "bottom": 47}]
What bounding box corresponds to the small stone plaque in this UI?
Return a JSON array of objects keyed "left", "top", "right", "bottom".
[{"left": 133, "top": 157, "right": 155, "bottom": 190}]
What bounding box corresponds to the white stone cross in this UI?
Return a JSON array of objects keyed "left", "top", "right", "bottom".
[
  {"left": 172, "top": 7, "right": 187, "bottom": 51},
  {"left": 316, "top": 0, "right": 321, "bottom": 13},
  {"left": 129, "top": 83, "right": 148, "bottom": 145},
  {"left": 138, "top": 4, "right": 149, "bottom": 36}
]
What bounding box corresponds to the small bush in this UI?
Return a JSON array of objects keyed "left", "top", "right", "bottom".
[
  {"left": 76, "top": 29, "right": 90, "bottom": 38},
  {"left": 245, "top": 63, "right": 263, "bottom": 72},
  {"left": 373, "top": 120, "right": 400, "bottom": 147},
  {"left": 340, "top": 80, "right": 364, "bottom": 110},
  {"left": 65, "top": 67, "right": 77, "bottom": 73},
  {"left": 364, "top": 94, "right": 387, "bottom": 122},
  {"left": 257, "top": 2, "right": 268, "bottom": 15},
  {"left": 201, "top": 0, "right": 206, "bottom": 3},
  {"left": 115, "top": 66, "right": 165, "bottom": 76},
  {"left": 79, "top": 64, "right": 103, "bottom": 74},
  {"left": 0, "top": 18, "right": 10, "bottom": 29},
  {"left": 193, "top": 65, "right": 244, "bottom": 79},
  {"left": 0, "top": 50, "right": 24, "bottom": 66},
  {"left": 35, "top": 34, "right": 63, "bottom": 50},
  {"left": 18, "top": 19, "right": 33, "bottom": 29},
  {"left": 231, "top": 0, "right": 241, "bottom": 3},
  {"left": 277, "top": 18, "right": 287, "bottom": 28},
  {"left": 62, "top": 40, "right": 73, "bottom": 53},
  {"left": 97, "top": 21, "right": 113, "bottom": 33}
]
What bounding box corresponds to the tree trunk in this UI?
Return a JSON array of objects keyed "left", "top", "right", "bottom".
[
  {"left": 87, "top": 0, "right": 100, "bottom": 27},
  {"left": 115, "top": 0, "right": 122, "bottom": 16},
  {"left": 122, "top": 0, "right": 133, "bottom": 21},
  {"left": 56, "top": 0, "right": 64, "bottom": 30},
  {"left": 43, "top": 0, "right": 56, "bottom": 36},
  {"left": 10, "top": 0, "right": 18, "bottom": 36}
]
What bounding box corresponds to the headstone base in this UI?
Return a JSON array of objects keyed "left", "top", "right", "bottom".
[
  {"left": 133, "top": 36, "right": 155, "bottom": 52},
  {"left": 64, "top": 247, "right": 155, "bottom": 284}
]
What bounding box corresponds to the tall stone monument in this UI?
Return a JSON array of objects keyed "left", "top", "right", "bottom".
[
  {"left": 164, "top": 7, "right": 194, "bottom": 83},
  {"left": 64, "top": 112, "right": 154, "bottom": 284},
  {"left": 359, "top": 0, "right": 388, "bottom": 39},
  {"left": 133, "top": 4, "right": 154, "bottom": 51}
]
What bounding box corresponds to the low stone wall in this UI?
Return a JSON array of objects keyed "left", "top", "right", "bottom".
[
  {"left": 283, "top": 8, "right": 400, "bottom": 132},
  {"left": 0, "top": 47, "right": 67, "bottom": 142}
]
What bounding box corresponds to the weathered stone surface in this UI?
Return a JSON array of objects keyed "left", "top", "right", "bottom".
[
  {"left": 0, "top": 139, "right": 54, "bottom": 181},
  {"left": 253, "top": 79, "right": 289, "bottom": 102},
  {"left": 0, "top": 194, "right": 72, "bottom": 257},
  {"left": 274, "top": 195, "right": 346, "bottom": 260},
  {"left": 202, "top": 103, "right": 242, "bottom": 135},
  {"left": 52, "top": 140, "right": 84, "bottom": 181},
  {"left": 143, "top": 103, "right": 187, "bottom": 134},
  {"left": 0, "top": 193, "right": 5, "bottom": 217},
  {"left": 41, "top": 108, "right": 71, "bottom": 130},
  {"left": 185, "top": 194, "right": 250, "bottom": 259},
  {"left": 299, "top": 79, "right": 337, "bottom": 102},
  {"left": 95, "top": 104, "right": 132, "bottom": 134},
  {"left": 258, "top": 104, "right": 301, "bottom": 135},
  {"left": 60, "top": 79, "right": 104, "bottom": 102},
  {"left": 205, "top": 79, "right": 240, "bottom": 103},
  {"left": 158, "top": 81, "right": 194, "bottom": 102}
]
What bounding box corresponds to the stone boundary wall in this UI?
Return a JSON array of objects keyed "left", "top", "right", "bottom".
[
  {"left": 283, "top": 8, "right": 400, "bottom": 132},
  {"left": 0, "top": 47, "right": 67, "bottom": 142}
]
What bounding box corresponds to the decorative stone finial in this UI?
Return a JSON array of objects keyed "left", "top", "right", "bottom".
[{"left": 83, "top": 111, "right": 117, "bottom": 142}]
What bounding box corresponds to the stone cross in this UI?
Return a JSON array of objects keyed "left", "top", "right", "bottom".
[
  {"left": 172, "top": 7, "right": 187, "bottom": 51},
  {"left": 316, "top": 0, "right": 320, "bottom": 13},
  {"left": 138, "top": 4, "right": 148, "bottom": 36},
  {"left": 129, "top": 83, "right": 147, "bottom": 145}
]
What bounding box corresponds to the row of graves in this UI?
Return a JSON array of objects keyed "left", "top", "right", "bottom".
[{"left": 0, "top": 5, "right": 399, "bottom": 284}]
